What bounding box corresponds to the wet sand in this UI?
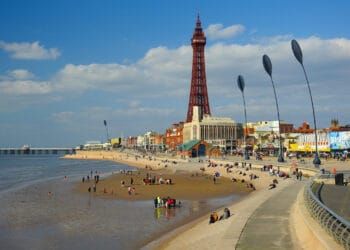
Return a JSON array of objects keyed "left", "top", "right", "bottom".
[
  {"left": 0, "top": 176, "right": 245, "bottom": 250},
  {"left": 75, "top": 169, "right": 251, "bottom": 201}
]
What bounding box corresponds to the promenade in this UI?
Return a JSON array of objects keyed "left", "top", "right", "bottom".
[
  {"left": 236, "top": 181, "right": 304, "bottom": 249},
  {"left": 223, "top": 154, "right": 350, "bottom": 172}
]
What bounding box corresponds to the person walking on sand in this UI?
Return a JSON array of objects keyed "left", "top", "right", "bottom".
[
  {"left": 213, "top": 176, "right": 216, "bottom": 184},
  {"left": 130, "top": 177, "right": 134, "bottom": 185}
]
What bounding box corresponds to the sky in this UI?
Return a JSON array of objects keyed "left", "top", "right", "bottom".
[{"left": 1, "top": 0, "right": 350, "bottom": 147}]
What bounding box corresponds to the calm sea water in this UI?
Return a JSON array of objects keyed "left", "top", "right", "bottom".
[
  {"left": 0, "top": 155, "right": 129, "bottom": 193},
  {"left": 0, "top": 155, "right": 242, "bottom": 250}
]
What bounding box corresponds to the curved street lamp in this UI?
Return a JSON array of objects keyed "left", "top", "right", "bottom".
[
  {"left": 262, "top": 55, "right": 285, "bottom": 162},
  {"left": 237, "top": 75, "right": 250, "bottom": 160},
  {"left": 104, "top": 120, "right": 110, "bottom": 143},
  {"left": 291, "top": 39, "right": 321, "bottom": 167}
]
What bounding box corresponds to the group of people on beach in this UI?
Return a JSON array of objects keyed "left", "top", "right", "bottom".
[
  {"left": 154, "top": 196, "right": 180, "bottom": 208},
  {"left": 120, "top": 175, "right": 137, "bottom": 195},
  {"left": 83, "top": 170, "right": 100, "bottom": 193},
  {"left": 209, "top": 207, "right": 231, "bottom": 224},
  {"left": 142, "top": 173, "right": 173, "bottom": 185},
  {"left": 82, "top": 170, "right": 100, "bottom": 184}
]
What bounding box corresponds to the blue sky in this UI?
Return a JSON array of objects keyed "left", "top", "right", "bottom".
[{"left": 1, "top": 0, "right": 350, "bottom": 147}]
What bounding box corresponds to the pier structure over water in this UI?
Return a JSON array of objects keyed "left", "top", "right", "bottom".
[{"left": 0, "top": 147, "right": 76, "bottom": 155}]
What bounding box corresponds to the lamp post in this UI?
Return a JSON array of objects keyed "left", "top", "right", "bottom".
[
  {"left": 237, "top": 75, "right": 250, "bottom": 160},
  {"left": 262, "top": 55, "right": 285, "bottom": 162},
  {"left": 291, "top": 39, "right": 321, "bottom": 167},
  {"left": 103, "top": 120, "right": 110, "bottom": 143}
]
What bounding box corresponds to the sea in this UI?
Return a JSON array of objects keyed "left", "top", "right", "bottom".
[{"left": 0, "top": 155, "right": 242, "bottom": 250}]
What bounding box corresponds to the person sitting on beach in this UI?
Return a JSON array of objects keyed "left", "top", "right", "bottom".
[
  {"left": 222, "top": 207, "right": 231, "bottom": 220},
  {"left": 209, "top": 212, "right": 219, "bottom": 224},
  {"left": 128, "top": 186, "right": 132, "bottom": 195},
  {"left": 269, "top": 183, "right": 276, "bottom": 190},
  {"left": 273, "top": 179, "right": 278, "bottom": 184}
]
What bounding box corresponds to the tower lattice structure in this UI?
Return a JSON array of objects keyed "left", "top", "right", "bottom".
[{"left": 186, "top": 15, "right": 211, "bottom": 122}]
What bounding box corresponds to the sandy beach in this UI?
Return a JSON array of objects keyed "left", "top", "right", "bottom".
[
  {"left": 75, "top": 168, "right": 251, "bottom": 201},
  {"left": 65, "top": 150, "right": 303, "bottom": 249}
]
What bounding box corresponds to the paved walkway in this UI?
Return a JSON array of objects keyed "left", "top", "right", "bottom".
[
  {"left": 236, "top": 181, "right": 305, "bottom": 250},
  {"left": 217, "top": 155, "right": 350, "bottom": 172}
]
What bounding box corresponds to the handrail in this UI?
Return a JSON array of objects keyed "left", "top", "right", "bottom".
[{"left": 304, "top": 174, "right": 350, "bottom": 249}]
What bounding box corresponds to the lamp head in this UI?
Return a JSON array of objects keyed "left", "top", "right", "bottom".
[
  {"left": 237, "top": 75, "right": 245, "bottom": 93},
  {"left": 291, "top": 39, "right": 303, "bottom": 65},
  {"left": 263, "top": 54, "right": 272, "bottom": 77}
]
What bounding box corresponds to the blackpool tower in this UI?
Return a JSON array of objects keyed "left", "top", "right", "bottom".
[{"left": 186, "top": 15, "right": 211, "bottom": 122}]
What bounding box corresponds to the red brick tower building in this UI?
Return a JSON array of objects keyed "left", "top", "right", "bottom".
[{"left": 186, "top": 15, "right": 211, "bottom": 122}]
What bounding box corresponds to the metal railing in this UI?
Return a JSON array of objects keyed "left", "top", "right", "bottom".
[{"left": 304, "top": 174, "right": 350, "bottom": 249}]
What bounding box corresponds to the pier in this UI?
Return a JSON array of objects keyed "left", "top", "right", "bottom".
[{"left": 0, "top": 147, "right": 76, "bottom": 155}]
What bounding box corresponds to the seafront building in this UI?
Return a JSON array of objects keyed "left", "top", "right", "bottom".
[
  {"left": 244, "top": 120, "right": 294, "bottom": 154},
  {"left": 165, "top": 122, "right": 184, "bottom": 151},
  {"left": 183, "top": 106, "right": 242, "bottom": 151}
]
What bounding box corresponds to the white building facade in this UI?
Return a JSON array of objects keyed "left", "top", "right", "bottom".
[{"left": 183, "top": 106, "right": 242, "bottom": 150}]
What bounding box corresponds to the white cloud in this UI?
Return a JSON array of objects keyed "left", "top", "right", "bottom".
[
  {"left": 0, "top": 79, "right": 52, "bottom": 95},
  {"left": 1, "top": 35, "right": 350, "bottom": 129},
  {"left": 205, "top": 24, "right": 245, "bottom": 40},
  {"left": 0, "top": 40, "right": 60, "bottom": 60},
  {"left": 8, "top": 69, "right": 35, "bottom": 80}
]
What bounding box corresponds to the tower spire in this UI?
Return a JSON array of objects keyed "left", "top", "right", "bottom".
[
  {"left": 186, "top": 16, "right": 211, "bottom": 122},
  {"left": 196, "top": 13, "right": 201, "bottom": 27}
]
